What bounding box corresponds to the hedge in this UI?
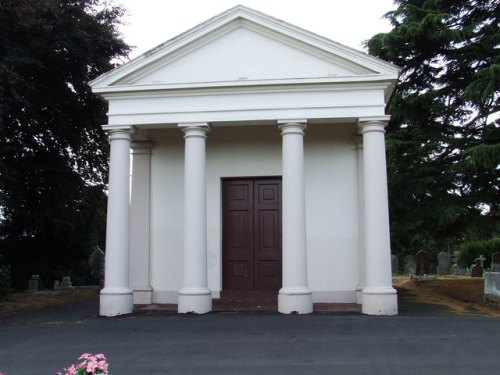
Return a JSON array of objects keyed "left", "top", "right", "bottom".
[{"left": 458, "top": 237, "right": 500, "bottom": 269}]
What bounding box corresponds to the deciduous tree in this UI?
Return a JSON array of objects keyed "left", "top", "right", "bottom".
[{"left": 0, "top": 0, "right": 129, "bottom": 287}]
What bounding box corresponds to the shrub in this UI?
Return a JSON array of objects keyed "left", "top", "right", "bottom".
[
  {"left": 458, "top": 237, "right": 500, "bottom": 269},
  {"left": 0, "top": 265, "right": 12, "bottom": 301}
]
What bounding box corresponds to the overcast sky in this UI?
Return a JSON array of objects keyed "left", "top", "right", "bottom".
[{"left": 117, "top": 0, "right": 396, "bottom": 59}]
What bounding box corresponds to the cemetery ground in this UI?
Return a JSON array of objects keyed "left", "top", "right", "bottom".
[{"left": 393, "top": 275, "right": 500, "bottom": 317}]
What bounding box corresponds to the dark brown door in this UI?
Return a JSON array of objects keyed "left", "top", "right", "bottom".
[{"left": 222, "top": 178, "right": 282, "bottom": 291}]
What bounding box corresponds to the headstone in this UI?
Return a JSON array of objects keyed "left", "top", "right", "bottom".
[
  {"left": 491, "top": 253, "right": 500, "bottom": 272},
  {"left": 484, "top": 272, "right": 500, "bottom": 308},
  {"left": 28, "top": 274, "right": 40, "bottom": 292},
  {"left": 53, "top": 280, "right": 60, "bottom": 290},
  {"left": 415, "top": 250, "right": 430, "bottom": 276},
  {"left": 478, "top": 254, "right": 486, "bottom": 268},
  {"left": 60, "top": 276, "right": 73, "bottom": 289},
  {"left": 391, "top": 255, "right": 399, "bottom": 275},
  {"left": 470, "top": 259, "right": 483, "bottom": 278},
  {"left": 450, "top": 264, "right": 466, "bottom": 275},
  {"left": 437, "top": 251, "right": 451, "bottom": 275},
  {"left": 404, "top": 255, "right": 416, "bottom": 275},
  {"left": 89, "top": 246, "right": 105, "bottom": 287}
]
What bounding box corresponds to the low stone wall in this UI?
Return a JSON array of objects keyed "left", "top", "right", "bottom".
[{"left": 484, "top": 272, "right": 500, "bottom": 308}]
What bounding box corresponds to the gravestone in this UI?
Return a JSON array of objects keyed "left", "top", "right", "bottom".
[
  {"left": 404, "top": 255, "right": 416, "bottom": 275},
  {"left": 470, "top": 259, "right": 483, "bottom": 278},
  {"left": 484, "top": 272, "right": 500, "bottom": 308},
  {"left": 437, "top": 251, "right": 451, "bottom": 275},
  {"left": 89, "top": 246, "right": 105, "bottom": 287},
  {"left": 28, "top": 275, "right": 40, "bottom": 292},
  {"left": 53, "top": 280, "right": 60, "bottom": 290},
  {"left": 60, "top": 276, "right": 73, "bottom": 289},
  {"left": 450, "top": 264, "right": 466, "bottom": 275},
  {"left": 415, "top": 250, "right": 430, "bottom": 275},
  {"left": 491, "top": 253, "right": 500, "bottom": 272},
  {"left": 391, "top": 255, "right": 399, "bottom": 275}
]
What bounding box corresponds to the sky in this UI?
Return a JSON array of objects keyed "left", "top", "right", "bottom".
[{"left": 117, "top": 0, "right": 396, "bottom": 59}]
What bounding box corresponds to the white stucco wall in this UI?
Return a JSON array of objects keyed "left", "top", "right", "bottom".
[{"left": 144, "top": 123, "right": 359, "bottom": 304}]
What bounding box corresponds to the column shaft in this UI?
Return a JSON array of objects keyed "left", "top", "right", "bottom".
[
  {"left": 100, "top": 127, "right": 134, "bottom": 317},
  {"left": 278, "top": 120, "right": 313, "bottom": 314},
  {"left": 178, "top": 124, "right": 212, "bottom": 314},
  {"left": 130, "top": 142, "right": 153, "bottom": 304},
  {"left": 355, "top": 137, "right": 365, "bottom": 304},
  {"left": 359, "top": 118, "right": 397, "bottom": 315}
]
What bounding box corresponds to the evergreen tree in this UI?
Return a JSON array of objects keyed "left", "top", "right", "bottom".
[
  {"left": 0, "top": 0, "right": 129, "bottom": 288},
  {"left": 366, "top": 0, "right": 499, "bottom": 254}
]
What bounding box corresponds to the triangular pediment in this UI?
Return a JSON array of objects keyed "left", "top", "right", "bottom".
[{"left": 91, "top": 5, "right": 399, "bottom": 92}]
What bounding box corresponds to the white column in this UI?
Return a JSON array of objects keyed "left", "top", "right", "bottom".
[
  {"left": 100, "top": 126, "right": 134, "bottom": 317},
  {"left": 354, "top": 136, "right": 365, "bottom": 305},
  {"left": 130, "top": 141, "right": 153, "bottom": 304},
  {"left": 278, "top": 120, "right": 313, "bottom": 314},
  {"left": 178, "top": 123, "right": 212, "bottom": 314},
  {"left": 359, "top": 117, "right": 398, "bottom": 315}
]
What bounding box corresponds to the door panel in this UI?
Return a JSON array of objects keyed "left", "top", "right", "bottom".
[
  {"left": 222, "top": 180, "right": 254, "bottom": 290},
  {"left": 223, "top": 178, "right": 282, "bottom": 291}
]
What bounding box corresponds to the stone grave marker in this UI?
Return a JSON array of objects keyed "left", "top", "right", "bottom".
[
  {"left": 450, "top": 264, "right": 466, "bottom": 275},
  {"left": 484, "top": 272, "right": 500, "bottom": 308},
  {"left": 391, "top": 255, "right": 399, "bottom": 275},
  {"left": 60, "top": 276, "right": 73, "bottom": 289},
  {"left": 89, "top": 246, "right": 105, "bottom": 287},
  {"left": 491, "top": 253, "right": 500, "bottom": 272},
  {"left": 470, "top": 259, "right": 483, "bottom": 278},
  {"left": 415, "top": 250, "right": 430, "bottom": 275},
  {"left": 28, "top": 274, "right": 40, "bottom": 292},
  {"left": 437, "top": 251, "right": 451, "bottom": 275},
  {"left": 404, "top": 255, "right": 416, "bottom": 275}
]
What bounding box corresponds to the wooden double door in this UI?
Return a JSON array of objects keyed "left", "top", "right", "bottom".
[{"left": 222, "top": 178, "right": 282, "bottom": 291}]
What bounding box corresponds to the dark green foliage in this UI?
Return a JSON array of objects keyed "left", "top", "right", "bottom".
[
  {"left": 458, "top": 237, "right": 500, "bottom": 269},
  {"left": 0, "top": 0, "right": 129, "bottom": 288},
  {"left": 0, "top": 265, "right": 11, "bottom": 300},
  {"left": 366, "top": 0, "right": 499, "bottom": 254}
]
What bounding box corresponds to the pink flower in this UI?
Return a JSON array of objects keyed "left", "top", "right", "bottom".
[
  {"left": 78, "top": 353, "right": 91, "bottom": 361},
  {"left": 66, "top": 364, "right": 77, "bottom": 375},
  {"left": 59, "top": 353, "right": 109, "bottom": 375}
]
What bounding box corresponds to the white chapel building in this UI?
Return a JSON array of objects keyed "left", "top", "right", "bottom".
[{"left": 90, "top": 5, "right": 400, "bottom": 316}]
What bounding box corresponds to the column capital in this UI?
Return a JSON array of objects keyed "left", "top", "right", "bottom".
[
  {"left": 102, "top": 125, "right": 135, "bottom": 142},
  {"left": 358, "top": 116, "right": 390, "bottom": 134},
  {"left": 278, "top": 119, "right": 307, "bottom": 136},
  {"left": 131, "top": 141, "right": 154, "bottom": 155},
  {"left": 179, "top": 122, "right": 210, "bottom": 139}
]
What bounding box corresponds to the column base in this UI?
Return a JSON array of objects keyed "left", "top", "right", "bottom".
[
  {"left": 100, "top": 287, "right": 133, "bottom": 317},
  {"left": 278, "top": 287, "right": 313, "bottom": 314},
  {"left": 361, "top": 286, "right": 398, "bottom": 315},
  {"left": 132, "top": 287, "right": 153, "bottom": 305},
  {"left": 178, "top": 287, "right": 212, "bottom": 314}
]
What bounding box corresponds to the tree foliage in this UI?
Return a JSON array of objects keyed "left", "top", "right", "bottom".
[
  {"left": 0, "top": 0, "right": 129, "bottom": 288},
  {"left": 367, "top": 0, "right": 499, "bottom": 254}
]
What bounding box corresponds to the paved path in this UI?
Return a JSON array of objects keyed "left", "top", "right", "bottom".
[{"left": 1, "top": 297, "right": 499, "bottom": 375}]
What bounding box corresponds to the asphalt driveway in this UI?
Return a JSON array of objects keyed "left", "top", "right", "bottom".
[{"left": 1, "top": 296, "right": 499, "bottom": 375}]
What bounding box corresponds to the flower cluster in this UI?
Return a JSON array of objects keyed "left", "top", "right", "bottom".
[{"left": 58, "top": 353, "right": 109, "bottom": 375}]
